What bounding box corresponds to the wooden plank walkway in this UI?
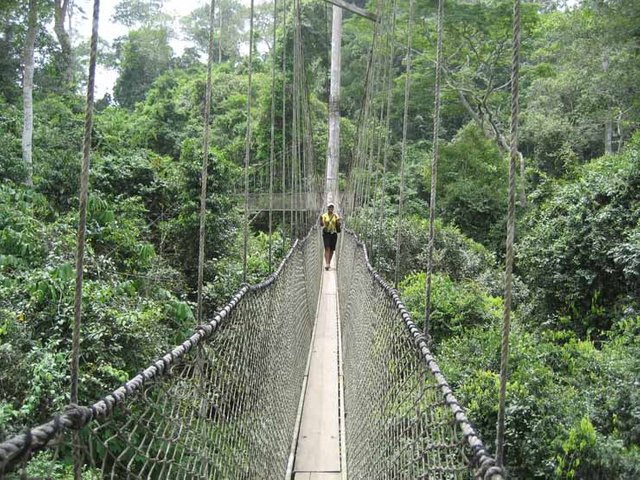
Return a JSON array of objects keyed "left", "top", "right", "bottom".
[{"left": 292, "top": 259, "right": 344, "bottom": 480}]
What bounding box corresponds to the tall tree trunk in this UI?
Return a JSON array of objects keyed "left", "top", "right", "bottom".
[
  {"left": 325, "top": 6, "right": 342, "bottom": 207},
  {"left": 22, "top": 0, "right": 38, "bottom": 187},
  {"left": 603, "top": 52, "right": 612, "bottom": 155},
  {"left": 218, "top": 3, "right": 222, "bottom": 63},
  {"left": 54, "top": 0, "right": 74, "bottom": 87}
]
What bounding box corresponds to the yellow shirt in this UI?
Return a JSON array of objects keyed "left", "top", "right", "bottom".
[{"left": 321, "top": 212, "right": 340, "bottom": 234}]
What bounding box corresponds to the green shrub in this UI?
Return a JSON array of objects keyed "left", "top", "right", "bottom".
[{"left": 518, "top": 135, "right": 640, "bottom": 336}]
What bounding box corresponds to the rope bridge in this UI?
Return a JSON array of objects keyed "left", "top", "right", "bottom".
[{"left": 0, "top": 229, "right": 502, "bottom": 479}]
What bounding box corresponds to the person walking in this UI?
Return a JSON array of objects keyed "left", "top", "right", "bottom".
[{"left": 320, "top": 203, "right": 341, "bottom": 270}]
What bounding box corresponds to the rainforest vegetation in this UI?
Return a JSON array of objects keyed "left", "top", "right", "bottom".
[{"left": 0, "top": 0, "right": 638, "bottom": 478}]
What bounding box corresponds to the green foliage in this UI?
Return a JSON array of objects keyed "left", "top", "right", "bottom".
[
  {"left": 205, "top": 231, "right": 291, "bottom": 308},
  {"left": 179, "top": 0, "right": 245, "bottom": 61},
  {"left": 518, "top": 137, "right": 640, "bottom": 335},
  {"left": 522, "top": 0, "right": 640, "bottom": 172},
  {"left": 0, "top": 98, "right": 22, "bottom": 182},
  {"left": 398, "top": 271, "right": 502, "bottom": 340},
  {"left": 351, "top": 209, "right": 501, "bottom": 289},
  {"left": 111, "top": 0, "right": 168, "bottom": 28},
  {"left": 113, "top": 27, "right": 174, "bottom": 109},
  {"left": 556, "top": 416, "right": 598, "bottom": 479},
  {"left": 426, "top": 122, "right": 509, "bottom": 250},
  {"left": 0, "top": 184, "right": 198, "bottom": 437},
  {"left": 438, "top": 316, "right": 640, "bottom": 479}
]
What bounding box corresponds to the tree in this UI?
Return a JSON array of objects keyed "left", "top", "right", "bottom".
[
  {"left": 53, "top": 0, "right": 73, "bottom": 87},
  {"left": 179, "top": 0, "right": 245, "bottom": 63},
  {"left": 427, "top": 122, "right": 508, "bottom": 250},
  {"left": 521, "top": 0, "right": 640, "bottom": 176},
  {"left": 113, "top": 27, "right": 174, "bottom": 109},
  {"left": 22, "top": 0, "right": 38, "bottom": 187},
  {"left": 518, "top": 135, "right": 640, "bottom": 336},
  {"left": 111, "top": 0, "right": 168, "bottom": 28},
  {"left": 0, "top": 1, "right": 23, "bottom": 103},
  {"left": 439, "top": 0, "right": 539, "bottom": 204}
]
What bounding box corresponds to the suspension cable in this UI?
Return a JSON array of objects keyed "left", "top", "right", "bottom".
[
  {"left": 377, "top": 0, "right": 397, "bottom": 269},
  {"left": 268, "top": 0, "right": 278, "bottom": 272},
  {"left": 292, "top": 0, "right": 304, "bottom": 237},
  {"left": 281, "top": 0, "right": 288, "bottom": 251},
  {"left": 71, "top": 0, "right": 99, "bottom": 411},
  {"left": 243, "top": 0, "right": 255, "bottom": 283},
  {"left": 350, "top": 24, "right": 377, "bottom": 231},
  {"left": 496, "top": 0, "right": 521, "bottom": 468},
  {"left": 197, "top": 0, "right": 216, "bottom": 322},
  {"left": 71, "top": 0, "right": 99, "bottom": 477},
  {"left": 394, "top": 0, "right": 415, "bottom": 289},
  {"left": 424, "top": 0, "right": 444, "bottom": 336}
]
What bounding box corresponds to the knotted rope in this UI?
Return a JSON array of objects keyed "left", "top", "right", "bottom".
[{"left": 496, "top": 0, "right": 521, "bottom": 468}]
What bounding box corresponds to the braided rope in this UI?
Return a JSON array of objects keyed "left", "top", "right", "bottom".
[
  {"left": 376, "top": 0, "right": 397, "bottom": 269},
  {"left": 394, "top": 0, "right": 415, "bottom": 288},
  {"left": 268, "top": 0, "right": 278, "bottom": 272},
  {"left": 243, "top": 0, "right": 255, "bottom": 281},
  {"left": 197, "top": 0, "right": 216, "bottom": 322},
  {"left": 340, "top": 229, "right": 505, "bottom": 480},
  {"left": 424, "top": 0, "right": 444, "bottom": 338},
  {"left": 70, "top": 4, "right": 100, "bottom": 477},
  {"left": 281, "top": 0, "right": 288, "bottom": 245},
  {"left": 496, "top": 0, "right": 521, "bottom": 468}
]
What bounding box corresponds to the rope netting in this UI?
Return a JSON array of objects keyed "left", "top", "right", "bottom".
[
  {"left": 337, "top": 231, "right": 505, "bottom": 480},
  {"left": 0, "top": 229, "right": 323, "bottom": 479}
]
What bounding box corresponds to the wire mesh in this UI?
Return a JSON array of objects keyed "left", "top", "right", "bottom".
[
  {"left": 337, "top": 231, "right": 504, "bottom": 480},
  {"left": 0, "top": 228, "right": 323, "bottom": 479}
]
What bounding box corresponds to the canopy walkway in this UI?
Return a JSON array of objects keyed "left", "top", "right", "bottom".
[
  {"left": 0, "top": 229, "right": 503, "bottom": 479},
  {"left": 0, "top": 0, "right": 526, "bottom": 473}
]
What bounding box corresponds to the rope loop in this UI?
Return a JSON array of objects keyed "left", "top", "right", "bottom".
[{"left": 63, "top": 404, "right": 94, "bottom": 430}]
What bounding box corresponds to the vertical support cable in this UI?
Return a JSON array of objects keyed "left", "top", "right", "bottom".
[
  {"left": 377, "top": 0, "right": 397, "bottom": 268},
  {"left": 197, "top": 0, "right": 216, "bottom": 322},
  {"left": 496, "top": 0, "right": 521, "bottom": 468},
  {"left": 243, "top": 0, "right": 255, "bottom": 283},
  {"left": 394, "top": 0, "right": 414, "bottom": 289},
  {"left": 268, "top": 0, "right": 278, "bottom": 273},
  {"left": 281, "top": 0, "right": 288, "bottom": 251},
  {"left": 72, "top": 1, "right": 99, "bottom": 477},
  {"left": 292, "top": 0, "right": 303, "bottom": 238},
  {"left": 424, "top": 0, "right": 444, "bottom": 336}
]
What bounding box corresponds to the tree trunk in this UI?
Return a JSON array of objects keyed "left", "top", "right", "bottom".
[
  {"left": 603, "top": 52, "right": 612, "bottom": 155},
  {"left": 54, "top": 0, "right": 74, "bottom": 87},
  {"left": 325, "top": 6, "right": 342, "bottom": 207},
  {"left": 22, "top": 0, "right": 38, "bottom": 187},
  {"left": 605, "top": 118, "right": 613, "bottom": 155}
]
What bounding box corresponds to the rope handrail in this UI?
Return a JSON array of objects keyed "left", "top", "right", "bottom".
[
  {"left": 0, "top": 229, "right": 316, "bottom": 475},
  {"left": 339, "top": 228, "right": 505, "bottom": 480}
]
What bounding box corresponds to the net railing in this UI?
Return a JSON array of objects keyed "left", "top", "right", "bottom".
[
  {"left": 0, "top": 227, "right": 323, "bottom": 479},
  {"left": 337, "top": 230, "right": 505, "bottom": 480}
]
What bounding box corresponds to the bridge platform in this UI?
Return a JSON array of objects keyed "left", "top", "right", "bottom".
[{"left": 291, "top": 257, "right": 344, "bottom": 480}]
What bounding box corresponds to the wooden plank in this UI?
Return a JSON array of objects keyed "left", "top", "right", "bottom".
[{"left": 293, "top": 266, "right": 341, "bottom": 473}]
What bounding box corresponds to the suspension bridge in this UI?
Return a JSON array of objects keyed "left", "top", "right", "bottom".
[{"left": 0, "top": 0, "right": 526, "bottom": 475}]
